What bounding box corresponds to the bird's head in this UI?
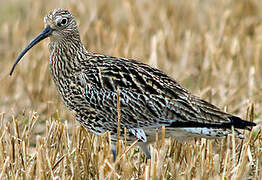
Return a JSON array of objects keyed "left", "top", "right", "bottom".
[
  {"left": 9, "top": 8, "right": 80, "bottom": 75},
  {"left": 44, "top": 8, "right": 79, "bottom": 41}
]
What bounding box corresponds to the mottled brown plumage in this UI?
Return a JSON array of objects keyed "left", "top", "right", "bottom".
[{"left": 10, "top": 8, "right": 256, "bottom": 159}]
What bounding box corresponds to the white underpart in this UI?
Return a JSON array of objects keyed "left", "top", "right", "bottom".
[
  {"left": 129, "top": 128, "right": 147, "bottom": 142},
  {"left": 165, "top": 127, "right": 230, "bottom": 140}
]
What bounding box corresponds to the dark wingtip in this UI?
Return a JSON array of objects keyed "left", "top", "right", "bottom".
[{"left": 228, "top": 116, "right": 256, "bottom": 130}]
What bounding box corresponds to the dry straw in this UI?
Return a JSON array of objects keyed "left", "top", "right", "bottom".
[{"left": 0, "top": 0, "right": 261, "bottom": 179}]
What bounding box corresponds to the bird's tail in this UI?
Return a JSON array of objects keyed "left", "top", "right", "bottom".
[{"left": 227, "top": 115, "right": 256, "bottom": 130}]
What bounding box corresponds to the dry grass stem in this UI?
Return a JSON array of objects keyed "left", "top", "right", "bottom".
[{"left": 0, "top": 0, "right": 261, "bottom": 179}]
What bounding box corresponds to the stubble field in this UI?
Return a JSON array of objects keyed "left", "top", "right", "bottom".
[{"left": 0, "top": 0, "right": 261, "bottom": 179}]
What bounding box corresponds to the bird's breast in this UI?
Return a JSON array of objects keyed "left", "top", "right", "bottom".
[{"left": 49, "top": 52, "right": 81, "bottom": 111}]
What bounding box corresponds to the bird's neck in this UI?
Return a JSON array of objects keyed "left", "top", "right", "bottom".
[{"left": 48, "top": 38, "right": 86, "bottom": 78}]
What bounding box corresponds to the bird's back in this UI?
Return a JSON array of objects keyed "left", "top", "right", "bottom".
[{"left": 57, "top": 52, "right": 255, "bottom": 143}]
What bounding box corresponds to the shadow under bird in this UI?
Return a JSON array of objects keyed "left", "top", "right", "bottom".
[{"left": 10, "top": 8, "right": 256, "bottom": 159}]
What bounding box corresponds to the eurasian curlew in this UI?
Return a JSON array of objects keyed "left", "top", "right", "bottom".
[{"left": 10, "top": 8, "right": 256, "bottom": 159}]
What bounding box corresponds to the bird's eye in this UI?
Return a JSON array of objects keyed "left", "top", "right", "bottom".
[
  {"left": 57, "top": 18, "right": 68, "bottom": 27},
  {"left": 61, "top": 18, "right": 67, "bottom": 25}
]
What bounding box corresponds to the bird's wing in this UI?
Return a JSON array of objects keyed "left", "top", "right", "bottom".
[{"left": 74, "top": 54, "right": 254, "bottom": 131}]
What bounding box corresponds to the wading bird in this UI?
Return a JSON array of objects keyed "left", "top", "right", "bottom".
[{"left": 10, "top": 8, "right": 256, "bottom": 159}]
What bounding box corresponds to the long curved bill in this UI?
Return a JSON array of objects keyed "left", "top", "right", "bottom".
[{"left": 9, "top": 25, "right": 53, "bottom": 76}]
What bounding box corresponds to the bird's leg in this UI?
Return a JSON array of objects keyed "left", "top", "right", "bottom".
[
  {"left": 111, "top": 143, "right": 116, "bottom": 161},
  {"left": 138, "top": 142, "right": 151, "bottom": 160}
]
